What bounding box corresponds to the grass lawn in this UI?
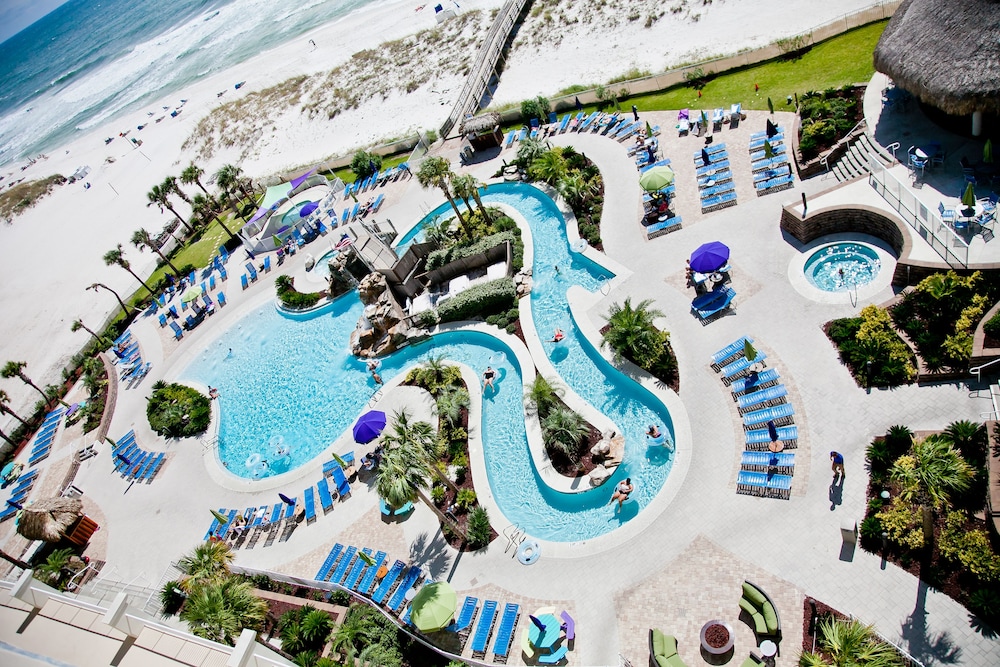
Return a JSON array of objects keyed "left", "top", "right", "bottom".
[
  {"left": 502, "top": 20, "right": 887, "bottom": 133},
  {"left": 328, "top": 153, "right": 410, "bottom": 185}
]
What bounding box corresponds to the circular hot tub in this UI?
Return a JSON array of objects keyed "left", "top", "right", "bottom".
[{"left": 788, "top": 233, "right": 896, "bottom": 305}]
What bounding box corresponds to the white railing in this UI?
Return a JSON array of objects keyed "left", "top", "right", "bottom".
[
  {"left": 868, "top": 155, "right": 969, "bottom": 267},
  {"left": 971, "top": 357, "right": 1000, "bottom": 382}
]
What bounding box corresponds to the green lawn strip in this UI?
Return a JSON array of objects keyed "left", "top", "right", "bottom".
[{"left": 499, "top": 20, "right": 887, "bottom": 134}]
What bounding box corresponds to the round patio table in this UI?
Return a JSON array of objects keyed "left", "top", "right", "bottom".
[{"left": 528, "top": 613, "right": 562, "bottom": 652}]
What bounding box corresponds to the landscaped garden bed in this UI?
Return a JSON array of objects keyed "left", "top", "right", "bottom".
[
  {"left": 825, "top": 304, "right": 916, "bottom": 388},
  {"left": 796, "top": 85, "right": 865, "bottom": 160}
]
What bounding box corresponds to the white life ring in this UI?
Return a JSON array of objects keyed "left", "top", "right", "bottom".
[{"left": 517, "top": 539, "right": 541, "bottom": 565}]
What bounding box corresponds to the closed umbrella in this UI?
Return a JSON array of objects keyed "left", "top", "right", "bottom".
[
  {"left": 180, "top": 285, "right": 204, "bottom": 303},
  {"left": 985, "top": 139, "right": 993, "bottom": 164},
  {"left": 279, "top": 493, "right": 296, "bottom": 506},
  {"left": 330, "top": 452, "right": 350, "bottom": 470},
  {"left": 962, "top": 181, "right": 977, "bottom": 214},
  {"left": 409, "top": 581, "right": 457, "bottom": 632},
  {"left": 353, "top": 410, "right": 387, "bottom": 444},
  {"left": 689, "top": 241, "right": 730, "bottom": 273},
  {"left": 357, "top": 551, "right": 376, "bottom": 567},
  {"left": 210, "top": 509, "right": 229, "bottom": 525},
  {"left": 638, "top": 166, "right": 675, "bottom": 192},
  {"left": 299, "top": 201, "right": 318, "bottom": 217}
]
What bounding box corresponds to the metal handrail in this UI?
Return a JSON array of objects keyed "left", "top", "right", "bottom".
[
  {"left": 970, "top": 357, "right": 1000, "bottom": 381},
  {"left": 886, "top": 142, "right": 900, "bottom": 162}
]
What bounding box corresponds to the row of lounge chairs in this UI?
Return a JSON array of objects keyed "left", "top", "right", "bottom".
[
  {"left": 640, "top": 156, "right": 683, "bottom": 239},
  {"left": 0, "top": 469, "right": 39, "bottom": 521},
  {"left": 26, "top": 407, "right": 64, "bottom": 467},
  {"left": 749, "top": 126, "right": 795, "bottom": 196},
  {"left": 678, "top": 104, "right": 743, "bottom": 136},
  {"left": 339, "top": 193, "right": 384, "bottom": 226},
  {"left": 698, "top": 143, "right": 738, "bottom": 213},
  {"left": 111, "top": 430, "right": 166, "bottom": 483},
  {"left": 710, "top": 337, "right": 797, "bottom": 499},
  {"left": 342, "top": 163, "right": 410, "bottom": 200}
]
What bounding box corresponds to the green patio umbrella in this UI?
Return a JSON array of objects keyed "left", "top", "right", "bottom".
[
  {"left": 639, "top": 166, "right": 675, "bottom": 192},
  {"left": 272, "top": 234, "right": 283, "bottom": 248},
  {"left": 744, "top": 340, "right": 758, "bottom": 362},
  {"left": 330, "top": 452, "right": 350, "bottom": 469},
  {"left": 962, "top": 181, "right": 977, "bottom": 209},
  {"left": 180, "top": 285, "right": 204, "bottom": 303},
  {"left": 985, "top": 139, "right": 993, "bottom": 164},
  {"left": 210, "top": 509, "right": 229, "bottom": 525},
  {"left": 409, "top": 581, "right": 457, "bottom": 632},
  {"left": 357, "top": 551, "right": 376, "bottom": 567}
]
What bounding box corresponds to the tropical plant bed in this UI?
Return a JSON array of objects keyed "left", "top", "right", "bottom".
[
  {"left": 823, "top": 307, "right": 917, "bottom": 388},
  {"left": 800, "top": 597, "right": 846, "bottom": 654},
  {"left": 598, "top": 322, "right": 680, "bottom": 393},
  {"left": 549, "top": 419, "right": 602, "bottom": 478},
  {"left": 796, "top": 85, "right": 865, "bottom": 161}
]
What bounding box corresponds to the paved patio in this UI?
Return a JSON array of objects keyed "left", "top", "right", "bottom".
[{"left": 3, "top": 97, "right": 1000, "bottom": 666}]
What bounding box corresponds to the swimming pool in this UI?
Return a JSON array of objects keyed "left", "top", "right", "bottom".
[
  {"left": 183, "top": 183, "right": 675, "bottom": 541},
  {"left": 803, "top": 242, "right": 881, "bottom": 292}
]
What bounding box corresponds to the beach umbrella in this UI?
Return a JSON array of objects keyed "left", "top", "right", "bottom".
[
  {"left": 210, "top": 509, "right": 229, "bottom": 525},
  {"left": 278, "top": 493, "right": 296, "bottom": 506},
  {"left": 180, "top": 285, "right": 204, "bottom": 304},
  {"left": 353, "top": 410, "right": 387, "bottom": 444},
  {"left": 638, "top": 166, "right": 675, "bottom": 192},
  {"left": 299, "top": 201, "right": 318, "bottom": 217},
  {"left": 330, "top": 452, "right": 350, "bottom": 470},
  {"left": 767, "top": 420, "right": 779, "bottom": 442},
  {"left": 766, "top": 118, "right": 778, "bottom": 138},
  {"left": 272, "top": 234, "right": 283, "bottom": 248},
  {"left": 985, "top": 139, "right": 994, "bottom": 164},
  {"left": 409, "top": 581, "right": 458, "bottom": 632},
  {"left": 701, "top": 148, "right": 711, "bottom": 165},
  {"left": 764, "top": 140, "right": 775, "bottom": 159},
  {"left": 743, "top": 340, "right": 758, "bottom": 362},
  {"left": 689, "top": 241, "right": 730, "bottom": 273},
  {"left": 962, "top": 181, "right": 977, "bottom": 209},
  {"left": 16, "top": 497, "right": 82, "bottom": 543},
  {"left": 357, "top": 551, "right": 376, "bottom": 567}
]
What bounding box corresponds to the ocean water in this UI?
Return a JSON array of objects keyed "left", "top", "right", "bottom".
[{"left": 0, "top": 0, "right": 376, "bottom": 166}]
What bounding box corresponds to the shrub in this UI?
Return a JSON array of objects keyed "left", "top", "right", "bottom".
[
  {"left": 350, "top": 150, "right": 382, "bottom": 180},
  {"left": 426, "top": 230, "right": 519, "bottom": 271},
  {"left": 520, "top": 96, "right": 550, "bottom": 123},
  {"left": 875, "top": 498, "right": 923, "bottom": 549},
  {"left": 859, "top": 515, "right": 884, "bottom": 541},
  {"left": 542, "top": 406, "right": 588, "bottom": 463},
  {"left": 275, "top": 274, "right": 323, "bottom": 310},
  {"left": 160, "top": 581, "right": 186, "bottom": 616},
  {"left": 984, "top": 312, "right": 1000, "bottom": 339},
  {"left": 467, "top": 506, "right": 491, "bottom": 548},
  {"left": 866, "top": 438, "right": 894, "bottom": 476},
  {"left": 147, "top": 383, "right": 210, "bottom": 438},
  {"left": 436, "top": 277, "right": 516, "bottom": 323},
  {"left": 939, "top": 511, "right": 1000, "bottom": 582},
  {"left": 431, "top": 485, "right": 446, "bottom": 504},
  {"left": 456, "top": 488, "right": 477, "bottom": 511}
]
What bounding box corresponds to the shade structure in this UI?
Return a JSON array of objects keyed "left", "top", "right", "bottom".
[
  {"left": 299, "top": 201, "right": 318, "bottom": 217},
  {"left": 180, "top": 285, "right": 204, "bottom": 303},
  {"left": 638, "top": 166, "right": 675, "bottom": 192},
  {"left": 353, "top": 410, "right": 387, "bottom": 443},
  {"left": 16, "top": 497, "right": 83, "bottom": 543},
  {"left": 409, "top": 581, "right": 457, "bottom": 632},
  {"left": 873, "top": 0, "right": 1000, "bottom": 116},
  {"left": 689, "top": 241, "right": 730, "bottom": 273}
]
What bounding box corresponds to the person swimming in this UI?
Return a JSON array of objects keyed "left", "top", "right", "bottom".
[
  {"left": 549, "top": 328, "right": 565, "bottom": 343},
  {"left": 483, "top": 366, "right": 496, "bottom": 389}
]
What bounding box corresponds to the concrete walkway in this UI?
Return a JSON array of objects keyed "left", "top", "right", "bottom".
[{"left": 4, "top": 110, "right": 999, "bottom": 667}]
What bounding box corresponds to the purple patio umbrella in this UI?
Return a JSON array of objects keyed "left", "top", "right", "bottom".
[
  {"left": 299, "top": 201, "right": 318, "bottom": 217},
  {"left": 353, "top": 410, "right": 387, "bottom": 444},
  {"left": 689, "top": 241, "right": 730, "bottom": 273}
]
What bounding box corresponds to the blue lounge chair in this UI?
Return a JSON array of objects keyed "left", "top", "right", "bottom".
[
  {"left": 743, "top": 403, "right": 795, "bottom": 427},
  {"left": 315, "top": 543, "right": 344, "bottom": 580},
  {"left": 692, "top": 287, "right": 736, "bottom": 320},
  {"left": 245, "top": 263, "right": 258, "bottom": 281},
  {"left": 349, "top": 203, "right": 360, "bottom": 221},
  {"left": 330, "top": 545, "right": 357, "bottom": 584},
  {"left": 737, "top": 385, "right": 787, "bottom": 410},
  {"left": 144, "top": 453, "right": 166, "bottom": 481},
  {"left": 219, "top": 265, "right": 228, "bottom": 280},
  {"left": 113, "top": 330, "right": 131, "bottom": 346},
  {"left": 205, "top": 508, "right": 227, "bottom": 540},
  {"left": 267, "top": 503, "right": 282, "bottom": 526},
  {"left": 158, "top": 313, "right": 167, "bottom": 327},
  {"left": 710, "top": 337, "right": 753, "bottom": 366},
  {"left": 732, "top": 368, "right": 780, "bottom": 397},
  {"left": 241, "top": 274, "right": 249, "bottom": 290},
  {"left": 491, "top": 603, "right": 520, "bottom": 659},
  {"left": 370, "top": 193, "right": 384, "bottom": 213},
  {"left": 721, "top": 351, "right": 766, "bottom": 378},
  {"left": 302, "top": 487, "right": 316, "bottom": 523},
  {"left": 504, "top": 130, "right": 516, "bottom": 148},
  {"left": 745, "top": 425, "right": 798, "bottom": 446},
  {"left": 700, "top": 181, "right": 737, "bottom": 199},
  {"left": 218, "top": 245, "right": 229, "bottom": 263},
  {"left": 372, "top": 560, "right": 405, "bottom": 604},
  {"left": 356, "top": 551, "right": 387, "bottom": 594},
  {"left": 696, "top": 159, "right": 731, "bottom": 177},
  {"left": 447, "top": 596, "right": 479, "bottom": 633},
  {"left": 469, "top": 600, "right": 498, "bottom": 656},
  {"left": 283, "top": 498, "right": 297, "bottom": 521},
  {"left": 699, "top": 170, "right": 734, "bottom": 188},
  {"left": 331, "top": 465, "right": 351, "bottom": 498},
  {"left": 344, "top": 547, "right": 371, "bottom": 590},
  {"left": 262, "top": 256, "right": 271, "bottom": 272},
  {"left": 388, "top": 566, "right": 422, "bottom": 612},
  {"left": 737, "top": 470, "right": 792, "bottom": 498},
  {"left": 646, "top": 216, "right": 683, "bottom": 240},
  {"left": 558, "top": 114, "right": 571, "bottom": 132},
  {"left": 755, "top": 174, "right": 795, "bottom": 196},
  {"left": 217, "top": 292, "right": 226, "bottom": 307},
  {"left": 317, "top": 478, "right": 334, "bottom": 512},
  {"left": 169, "top": 321, "right": 184, "bottom": 340},
  {"left": 741, "top": 451, "right": 795, "bottom": 473},
  {"left": 753, "top": 165, "right": 790, "bottom": 184}
]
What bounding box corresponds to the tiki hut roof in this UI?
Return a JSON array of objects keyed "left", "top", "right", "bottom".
[
  {"left": 460, "top": 112, "right": 502, "bottom": 135},
  {"left": 873, "top": 0, "right": 1000, "bottom": 116},
  {"left": 16, "top": 497, "right": 83, "bottom": 543}
]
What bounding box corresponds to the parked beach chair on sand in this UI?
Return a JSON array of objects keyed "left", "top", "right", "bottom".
[
  {"left": 344, "top": 547, "right": 372, "bottom": 590},
  {"left": 330, "top": 545, "right": 357, "bottom": 585},
  {"left": 646, "top": 216, "right": 683, "bottom": 240},
  {"left": 447, "top": 596, "right": 479, "bottom": 633},
  {"left": 388, "top": 566, "right": 422, "bottom": 612},
  {"left": 371, "top": 560, "right": 405, "bottom": 603}
]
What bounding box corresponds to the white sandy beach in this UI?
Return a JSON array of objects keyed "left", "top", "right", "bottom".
[{"left": 0, "top": 0, "right": 882, "bottom": 415}]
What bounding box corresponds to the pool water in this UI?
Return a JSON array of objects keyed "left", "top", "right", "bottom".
[
  {"left": 803, "top": 242, "right": 881, "bottom": 292},
  {"left": 183, "top": 182, "right": 675, "bottom": 542},
  {"left": 279, "top": 201, "right": 313, "bottom": 229}
]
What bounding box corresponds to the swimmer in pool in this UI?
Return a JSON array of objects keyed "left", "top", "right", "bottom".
[
  {"left": 483, "top": 366, "right": 496, "bottom": 389},
  {"left": 549, "top": 328, "right": 565, "bottom": 343}
]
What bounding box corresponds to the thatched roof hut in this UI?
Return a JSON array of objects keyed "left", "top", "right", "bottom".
[
  {"left": 460, "top": 112, "right": 502, "bottom": 136},
  {"left": 16, "top": 497, "right": 83, "bottom": 543},
  {"left": 873, "top": 0, "right": 1000, "bottom": 116}
]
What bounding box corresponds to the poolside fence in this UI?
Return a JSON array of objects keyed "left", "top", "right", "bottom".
[
  {"left": 478, "top": 0, "right": 902, "bottom": 129},
  {"left": 867, "top": 154, "right": 969, "bottom": 268}
]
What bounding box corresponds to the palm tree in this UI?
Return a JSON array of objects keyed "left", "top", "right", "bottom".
[
  {"left": 192, "top": 194, "right": 239, "bottom": 241},
  {"left": 541, "top": 406, "right": 588, "bottom": 462},
  {"left": 0, "top": 548, "right": 30, "bottom": 570},
  {"left": 435, "top": 385, "right": 469, "bottom": 429},
  {"left": 1, "top": 361, "right": 49, "bottom": 403},
  {"left": 177, "top": 540, "right": 234, "bottom": 591},
  {"left": 558, "top": 173, "right": 594, "bottom": 209},
  {"left": 87, "top": 282, "right": 131, "bottom": 318},
  {"left": 516, "top": 137, "right": 547, "bottom": 166},
  {"left": 0, "top": 389, "right": 30, "bottom": 427},
  {"left": 800, "top": 616, "right": 905, "bottom": 666},
  {"left": 890, "top": 434, "right": 974, "bottom": 550},
  {"left": 524, "top": 374, "right": 563, "bottom": 417},
  {"left": 147, "top": 183, "right": 195, "bottom": 234},
  {"left": 382, "top": 408, "right": 457, "bottom": 493},
  {"left": 376, "top": 443, "right": 459, "bottom": 533},
  {"left": 0, "top": 426, "right": 18, "bottom": 448},
  {"left": 103, "top": 244, "right": 155, "bottom": 295},
  {"left": 215, "top": 164, "right": 254, "bottom": 205},
  {"left": 416, "top": 157, "right": 467, "bottom": 234},
  {"left": 131, "top": 228, "right": 180, "bottom": 274},
  {"left": 179, "top": 577, "right": 267, "bottom": 645},
  {"left": 601, "top": 298, "right": 667, "bottom": 369},
  {"left": 33, "top": 548, "right": 74, "bottom": 588},
  {"left": 181, "top": 163, "right": 210, "bottom": 196},
  {"left": 457, "top": 173, "right": 490, "bottom": 219},
  {"left": 940, "top": 420, "right": 986, "bottom": 463},
  {"left": 70, "top": 320, "right": 105, "bottom": 348},
  {"left": 529, "top": 149, "right": 568, "bottom": 185},
  {"left": 162, "top": 175, "right": 192, "bottom": 205}
]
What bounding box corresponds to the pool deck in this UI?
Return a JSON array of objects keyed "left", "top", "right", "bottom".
[{"left": 3, "top": 99, "right": 1000, "bottom": 666}]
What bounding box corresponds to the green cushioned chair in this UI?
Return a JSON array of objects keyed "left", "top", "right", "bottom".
[
  {"left": 648, "top": 628, "right": 688, "bottom": 667},
  {"left": 739, "top": 580, "right": 781, "bottom": 640}
]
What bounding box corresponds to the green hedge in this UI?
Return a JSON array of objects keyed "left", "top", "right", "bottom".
[
  {"left": 984, "top": 312, "right": 1000, "bottom": 339},
  {"left": 147, "top": 383, "right": 210, "bottom": 438},
  {"left": 275, "top": 275, "right": 323, "bottom": 310},
  {"left": 426, "top": 230, "right": 519, "bottom": 271},
  {"left": 437, "top": 278, "right": 516, "bottom": 323}
]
